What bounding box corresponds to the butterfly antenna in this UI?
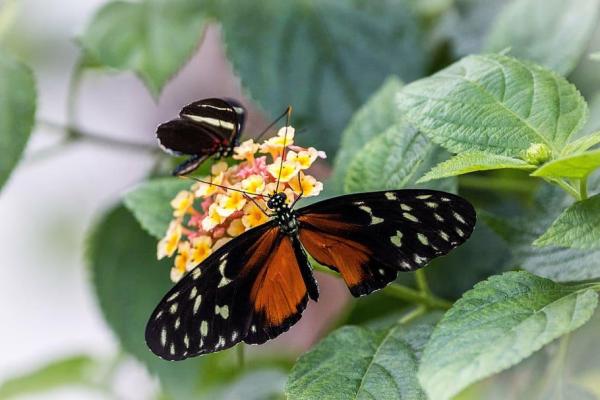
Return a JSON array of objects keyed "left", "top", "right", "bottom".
[
  {"left": 182, "top": 176, "right": 271, "bottom": 199},
  {"left": 243, "top": 193, "right": 272, "bottom": 217},
  {"left": 254, "top": 105, "right": 292, "bottom": 142},
  {"left": 274, "top": 106, "right": 292, "bottom": 193}
]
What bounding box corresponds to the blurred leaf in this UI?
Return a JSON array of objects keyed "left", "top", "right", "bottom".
[
  {"left": 532, "top": 149, "right": 600, "bottom": 179},
  {"left": 419, "top": 151, "right": 536, "bottom": 182},
  {"left": 0, "top": 356, "right": 99, "bottom": 399},
  {"left": 563, "top": 131, "right": 600, "bottom": 155},
  {"left": 124, "top": 178, "right": 191, "bottom": 239},
  {"left": 344, "top": 124, "right": 455, "bottom": 193},
  {"left": 396, "top": 54, "right": 588, "bottom": 158},
  {"left": 425, "top": 222, "right": 510, "bottom": 301},
  {"left": 439, "top": 0, "right": 506, "bottom": 57},
  {"left": 485, "top": 0, "right": 600, "bottom": 75},
  {"left": 534, "top": 194, "right": 600, "bottom": 250},
  {"left": 217, "top": 0, "right": 427, "bottom": 156},
  {"left": 419, "top": 271, "right": 598, "bottom": 400},
  {"left": 209, "top": 369, "right": 286, "bottom": 400},
  {"left": 286, "top": 313, "right": 439, "bottom": 400},
  {"left": 88, "top": 205, "right": 204, "bottom": 399},
  {"left": 482, "top": 180, "right": 600, "bottom": 281},
  {"left": 80, "top": 0, "right": 208, "bottom": 97},
  {"left": 0, "top": 49, "right": 35, "bottom": 192},
  {"left": 591, "top": 52, "right": 600, "bottom": 61},
  {"left": 330, "top": 76, "right": 404, "bottom": 193}
]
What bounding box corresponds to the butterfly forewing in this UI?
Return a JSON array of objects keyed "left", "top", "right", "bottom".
[
  {"left": 296, "top": 189, "right": 476, "bottom": 297},
  {"left": 156, "top": 98, "right": 245, "bottom": 161},
  {"left": 145, "top": 221, "right": 315, "bottom": 360}
]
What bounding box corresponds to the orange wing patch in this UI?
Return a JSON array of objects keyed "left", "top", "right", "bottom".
[
  {"left": 250, "top": 236, "right": 308, "bottom": 326},
  {"left": 298, "top": 215, "right": 372, "bottom": 288}
]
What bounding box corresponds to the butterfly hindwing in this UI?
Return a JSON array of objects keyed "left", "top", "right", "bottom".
[
  {"left": 145, "top": 220, "right": 316, "bottom": 360},
  {"left": 297, "top": 189, "right": 476, "bottom": 297}
]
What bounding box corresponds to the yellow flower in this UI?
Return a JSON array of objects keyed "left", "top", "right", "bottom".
[
  {"left": 213, "top": 237, "right": 232, "bottom": 251},
  {"left": 267, "top": 158, "right": 300, "bottom": 183},
  {"left": 233, "top": 139, "right": 260, "bottom": 161},
  {"left": 202, "top": 203, "right": 227, "bottom": 231},
  {"left": 194, "top": 172, "right": 224, "bottom": 198},
  {"left": 170, "top": 241, "right": 191, "bottom": 281},
  {"left": 242, "top": 201, "right": 270, "bottom": 229},
  {"left": 215, "top": 191, "right": 247, "bottom": 217},
  {"left": 289, "top": 173, "right": 323, "bottom": 197},
  {"left": 188, "top": 235, "right": 212, "bottom": 269},
  {"left": 157, "top": 221, "right": 182, "bottom": 259},
  {"left": 241, "top": 174, "right": 266, "bottom": 195},
  {"left": 171, "top": 190, "right": 195, "bottom": 217},
  {"left": 287, "top": 147, "right": 322, "bottom": 170},
  {"left": 227, "top": 218, "right": 246, "bottom": 237},
  {"left": 259, "top": 126, "right": 295, "bottom": 157},
  {"left": 211, "top": 161, "right": 229, "bottom": 175}
]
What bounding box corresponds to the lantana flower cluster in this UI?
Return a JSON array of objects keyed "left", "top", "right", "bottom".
[{"left": 157, "top": 126, "right": 326, "bottom": 282}]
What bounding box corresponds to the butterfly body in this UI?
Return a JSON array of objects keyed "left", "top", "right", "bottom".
[
  {"left": 146, "top": 189, "right": 476, "bottom": 361},
  {"left": 156, "top": 98, "right": 245, "bottom": 175}
]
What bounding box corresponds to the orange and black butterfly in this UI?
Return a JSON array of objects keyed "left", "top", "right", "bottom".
[
  {"left": 145, "top": 187, "right": 476, "bottom": 360},
  {"left": 156, "top": 98, "right": 247, "bottom": 176}
]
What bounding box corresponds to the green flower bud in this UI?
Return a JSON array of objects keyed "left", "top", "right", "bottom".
[{"left": 524, "top": 143, "right": 552, "bottom": 165}]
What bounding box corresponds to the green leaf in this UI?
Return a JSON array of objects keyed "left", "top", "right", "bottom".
[
  {"left": 0, "top": 49, "right": 36, "bottom": 192},
  {"left": 87, "top": 205, "right": 204, "bottom": 398},
  {"left": 485, "top": 0, "right": 600, "bottom": 75},
  {"left": 329, "top": 76, "right": 404, "bottom": 193},
  {"left": 562, "top": 131, "right": 600, "bottom": 155},
  {"left": 0, "top": 355, "right": 99, "bottom": 399},
  {"left": 344, "top": 124, "right": 455, "bottom": 193},
  {"left": 124, "top": 177, "right": 191, "bottom": 239},
  {"left": 419, "top": 151, "right": 536, "bottom": 182},
  {"left": 534, "top": 194, "right": 600, "bottom": 250},
  {"left": 418, "top": 271, "right": 598, "bottom": 400},
  {"left": 80, "top": 0, "right": 207, "bottom": 97},
  {"left": 396, "top": 54, "right": 588, "bottom": 158},
  {"left": 531, "top": 149, "right": 600, "bottom": 179},
  {"left": 286, "top": 314, "right": 439, "bottom": 400},
  {"left": 217, "top": 0, "right": 426, "bottom": 155},
  {"left": 482, "top": 184, "right": 600, "bottom": 282}
]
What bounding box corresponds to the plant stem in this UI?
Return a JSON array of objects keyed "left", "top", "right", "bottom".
[
  {"left": 312, "top": 262, "right": 452, "bottom": 310},
  {"left": 550, "top": 178, "right": 581, "bottom": 200},
  {"left": 415, "top": 269, "right": 431, "bottom": 296},
  {"left": 383, "top": 283, "right": 452, "bottom": 310},
  {"left": 237, "top": 343, "right": 245, "bottom": 367},
  {"left": 398, "top": 305, "right": 427, "bottom": 324},
  {"left": 580, "top": 178, "right": 588, "bottom": 200},
  {"left": 37, "top": 119, "right": 159, "bottom": 153}
]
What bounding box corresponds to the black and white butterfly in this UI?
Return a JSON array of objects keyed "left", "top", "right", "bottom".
[
  {"left": 156, "top": 98, "right": 247, "bottom": 176},
  {"left": 145, "top": 188, "right": 476, "bottom": 360}
]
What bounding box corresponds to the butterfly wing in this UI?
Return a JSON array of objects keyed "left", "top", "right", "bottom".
[
  {"left": 296, "top": 189, "right": 476, "bottom": 297},
  {"left": 156, "top": 98, "right": 244, "bottom": 157},
  {"left": 145, "top": 221, "right": 317, "bottom": 360}
]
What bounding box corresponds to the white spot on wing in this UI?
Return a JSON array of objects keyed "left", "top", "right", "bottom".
[
  {"left": 170, "top": 343, "right": 175, "bottom": 355},
  {"left": 167, "top": 292, "right": 179, "bottom": 302},
  {"left": 385, "top": 192, "right": 397, "bottom": 200},
  {"left": 390, "top": 231, "right": 403, "bottom": 247},
  {"left": 414, "top": 254, "right": 427, "bottom": 264},
  {"left": 193, "top": 295, "right": 202, "bottom": 314},
  {"left": 174, "top": 317, "right": 180, "bottom": 330},
  {"left": 200, "top": 320, "right": 208, "bottom": 336},
  {"left": 189, "top": 287, "right": 198, "bottom": 300},
  {"left": 456, "top": 227, "right": 465, "bottom": 237},
  {"left": 453, "top": 211, "right": 466, "bottom": 224},
  {"left": 169, "top": 303, "right": 178, "bottom": 314},
  {"left": 403, "top": 212, "right": 419, "bottom": 222},
  {"left": 155, "top": 310, "right": 163, "bottom": 320},
  {"left": 160, "top": 328, "right": 167, "bottom": 347},
  {"left": 231, "top": 331, "right": 238, "bottom": 341},
  {"left": 426, "top": 202, "right": 438, "bottom": 209},
  {"left": 184, "top": 334, "right": 189, "bottom": 349},
  {"left": 440, "top": 231, "right": 450, "bottom": 241},
  {"left": 191, "top": 268, "right": 201, "bottom": 280},
  {"left": 215, "top": 304, "right": 230, "bottom": 319},
  {"left": 434, "top": 213, "right": 444, "bottom": 222},
  {"left": 400, "top": 204, "right": 412, "bottom": 211},
  {"left": 417, "top": 233, "right": 429, "bottom": 246},
  {"left": 416, "top": 194, "right": 432, "bottom": 200}
]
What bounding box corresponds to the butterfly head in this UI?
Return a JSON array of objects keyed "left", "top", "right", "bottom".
[{"left": 267, "top": 192, "right": 287, "bottom": 210}]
